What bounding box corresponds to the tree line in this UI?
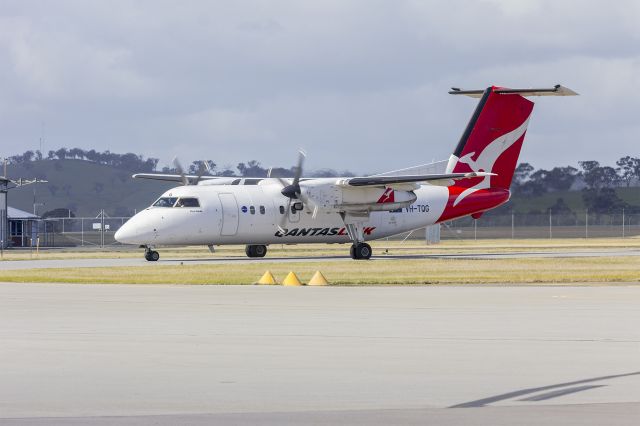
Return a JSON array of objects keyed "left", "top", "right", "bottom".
[
  {"left": 512, "top": 156, "right": 640, "bottom": 213},
  {"left": 161, "top": 159, "right": 355, "bottom": 178},
  {"left": 5, "top": 148, "right": 159, "bottom": 172},
  {"left": 5, "top": 148, "right": 639, "bottom": 212},
  {"left": 5, "top": 148, "right": 356, "bottom": 177},
  {"left": 513, "top": 156, "right": 640, "bottom": 194}
]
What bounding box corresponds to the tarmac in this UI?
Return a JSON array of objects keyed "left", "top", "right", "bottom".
[
  {"left": 1, "top": 247, "right": 639, "bottom": 270},
  {"left": 0, "top": 284, "right": 639, "bottom": 425}
]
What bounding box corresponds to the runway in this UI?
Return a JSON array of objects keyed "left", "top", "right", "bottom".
[
  {"left": 1, "top": 284, "right": 639, "bottom": 425},
  {"left": 1, "top": 247, "right": 639, "bottom": 270}
]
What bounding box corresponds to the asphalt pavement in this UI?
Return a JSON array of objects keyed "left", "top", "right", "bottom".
[{"left": 0, "top": 284, "right": 639, "bottom": 425}]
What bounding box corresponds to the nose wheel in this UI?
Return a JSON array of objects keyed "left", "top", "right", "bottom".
[
  {"left": 350, "top": 242, "right": 372, "bottom": 260},
  {"left": 144, "top": 248, "right": 160, "bottom": 261},
  {"left": 245, "top": 245, "right": 268, "bottom": 258}
]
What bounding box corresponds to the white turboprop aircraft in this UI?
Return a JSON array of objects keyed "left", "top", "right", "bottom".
[{"left": 115, "top": 84, "right": 577, "bottom": 260}]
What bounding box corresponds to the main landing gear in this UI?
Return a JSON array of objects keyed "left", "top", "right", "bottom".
[
  {"left": 144, "top": 247, "right": 160, "bottom": 262},
  {"left": 350, "top": 242, "right": 372, "bottom": 260},
  {"left": 245, "top": 244, "right": 268, "bottom": 258},
  {"left": 341, "top": 214, "right": 372, "bottom": 260}
]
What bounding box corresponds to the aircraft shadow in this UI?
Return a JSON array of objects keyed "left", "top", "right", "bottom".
[{"left": 449, "top": 371, "right": 640, "bottom": 408}]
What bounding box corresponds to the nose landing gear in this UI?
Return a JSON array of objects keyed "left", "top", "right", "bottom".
[
  {"left": 144, "top": 247, "right": 160, "bottom": 261},
  {"left": 245, "top": 244, "right": 268, "bottom": 258}
]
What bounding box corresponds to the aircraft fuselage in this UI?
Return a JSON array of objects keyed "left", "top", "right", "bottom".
[{"left": 115, "top": 180, "right": 506, "bottom": 247}]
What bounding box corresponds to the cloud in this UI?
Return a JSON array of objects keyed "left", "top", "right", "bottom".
[{"left": 0, "top": 0, "right": 638, "bottom": 172}]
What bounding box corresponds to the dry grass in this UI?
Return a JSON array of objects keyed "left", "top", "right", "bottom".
[
  {"left": 1, "top": 256, "right": 638, "bottom": 285},
  {"left": 2, "top": 237, "right": 640, "bottom": 262}
]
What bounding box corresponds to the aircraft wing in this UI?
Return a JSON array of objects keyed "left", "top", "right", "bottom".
[
  {"left": 341, "top": 171, "right": 495, "bottom": 187},
  {"left": 132, "top": 173, "right": 220, "bottom": 182}
]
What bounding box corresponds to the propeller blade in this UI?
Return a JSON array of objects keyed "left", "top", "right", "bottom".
[
  {"left": 275, "top": 177, "right": 289, "bottom": 188},
  {"left": 280, "top": 149, "right": 306, "bottom": 199},
  {"left": 291, "top": 149, "right": 306, "bottom": 188},
  {"left": 277, "top": 198, "right": 293, "bottom": 234},
  {"left": 193, "top": 161, "right": 208, "bottom": 185},
  {"left": 173, "top": 157, "right": 189, "bottom": 186},
  {"left": 297, "top": 189, "right": 318, "bottom": 218}
]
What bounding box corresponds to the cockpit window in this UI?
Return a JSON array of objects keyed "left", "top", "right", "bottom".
[
  {"left": 231, "top": 179, "right": 241, "bottom": 185},
  {"left": 153, "top": 197, "right": 178, "bottom": 207},
  {"left": 175, "top": 197, "right": 200, "bottom": 207}
]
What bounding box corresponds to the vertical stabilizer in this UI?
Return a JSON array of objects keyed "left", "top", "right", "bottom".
[{"left": 446, "top": 86, "right": 534, "bottom": 192}]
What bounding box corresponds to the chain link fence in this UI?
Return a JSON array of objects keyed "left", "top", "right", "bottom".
[
  {"left": 439, "top": 211, "right": 640, "bottom": 240},
  {"left": 38, "top": 213, "right": 129, "bottom": 247},
  {"left": 18, "top": 210, "right": 640, "bottom": 248}
]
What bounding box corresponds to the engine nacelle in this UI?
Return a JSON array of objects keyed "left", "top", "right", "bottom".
[{"left": 302, "top": 181, "right": 416, "bottom": 213}]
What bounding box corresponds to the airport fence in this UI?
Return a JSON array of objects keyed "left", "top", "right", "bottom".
[
  {"left": 16, "top": 210, "right": 640, "bottom": 248},
  {"left": 436, "top": 211, "right": 640, "bottom": 240},
  {"left": 37, "top": 213, "right": 130, "bottom": 247}
]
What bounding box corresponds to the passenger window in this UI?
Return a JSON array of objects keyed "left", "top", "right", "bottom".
[
  {"left": 153, "top": 197, "right": 178, "bottom": 207},
  {"left": 250, "top": 206, "right": 255, "bottom": 214},
  {"left": 259, "top": 205, "right": 265, "bottom": 214},
  {"left": 176, "top": 197, "right": 200, "bottom": 207},
  {"left": 279, "top": 206, "right": 285, "bottom": 214}
]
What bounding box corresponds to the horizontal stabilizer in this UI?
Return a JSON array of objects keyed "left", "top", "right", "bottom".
[{"left": 449, "top": 84, "right": 578, "bottom": 98}]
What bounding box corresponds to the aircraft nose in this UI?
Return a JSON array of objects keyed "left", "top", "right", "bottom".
[{"left": 115, "top": 221, "right": 137, "bottom": 244}]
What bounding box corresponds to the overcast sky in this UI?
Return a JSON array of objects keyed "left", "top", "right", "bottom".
[{"left": 1, "top": 0, "right": 639, "bottom": 174}]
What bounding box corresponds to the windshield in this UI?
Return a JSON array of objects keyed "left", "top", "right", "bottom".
[
  {"left": 175, "top": 197, "right": 200, "bottom": 207},
  {"left": 152, "top": 197, "right": 178, "bottom": 207}
]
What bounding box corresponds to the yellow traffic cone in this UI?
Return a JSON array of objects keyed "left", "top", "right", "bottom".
[
  {"left": 308, "top": 270, "right": 329, "bottom": 286},
  {"left": 282, "top": 271, "right": 303, "bottom": 286},
  {"left": 257, "top": 271, "right": 277, "bottom": 285}
]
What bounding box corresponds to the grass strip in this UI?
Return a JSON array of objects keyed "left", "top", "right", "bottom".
[
  {"left": 1, "top": 257, "right": 638, "bottom": 285},
  {"left": 1, "top": 238, "right": 639, "bottom": 261}
]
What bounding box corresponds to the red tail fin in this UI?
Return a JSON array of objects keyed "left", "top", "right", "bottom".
[
  {"left": 437, "top": 85, "right": 576, "bottom": 222},
  {"left": 446, "top": 86, "right": 534, "bottom": 191}
]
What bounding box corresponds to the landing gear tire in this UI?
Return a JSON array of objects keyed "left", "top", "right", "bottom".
[
  {"left": 245, "top": 244, "right": 267, "bottom": 258},
  {"left": 350, "top": 242, "right": 372, "bottom": 260},
  {"left": 144, "top": 250, "right": 160, "bottom": 262}
]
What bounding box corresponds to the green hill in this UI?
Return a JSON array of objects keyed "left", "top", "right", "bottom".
[
  {"left": 4, "top": 159, "right": 640, "bottom": 218},
  {"left": 6, "top": 160, "right": 173, "bottom": 217}
]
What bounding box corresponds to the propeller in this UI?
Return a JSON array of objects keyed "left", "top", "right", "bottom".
[
  {"left": 272, "top": 150, "right": 318, "bottom": 234},
  {"left": 173, "top": 158, "right": 209, "bottom": 186},
  {"left": 173, "top": 157, "right": 189, "bottom": 186},
  {"left": 280, "top": 149, "right": 305, "bottom": 198}
]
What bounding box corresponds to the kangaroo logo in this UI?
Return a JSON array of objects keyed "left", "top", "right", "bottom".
[
  {"left": 377, "top": 188, "right": 395, "bottom": 203},
  {"left": 453, "top": 115, "right": 530, "bottom": 206}
]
